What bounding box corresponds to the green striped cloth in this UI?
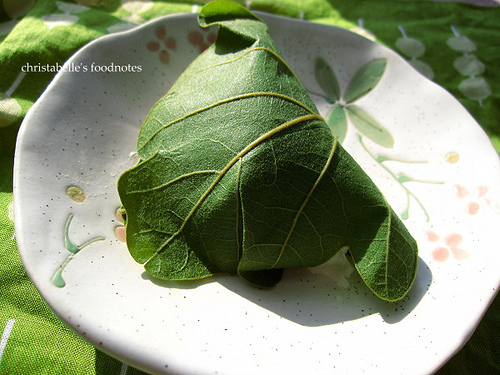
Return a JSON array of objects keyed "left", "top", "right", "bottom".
[{"left": 1, "top": 1, "right": 498, "bottom": 373}]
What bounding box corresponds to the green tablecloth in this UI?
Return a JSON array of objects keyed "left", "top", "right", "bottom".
[{"left": 0, "top": 0, "right": 498, "bottom": 373}]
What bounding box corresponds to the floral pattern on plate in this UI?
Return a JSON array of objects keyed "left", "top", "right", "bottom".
[{"left": 13, "top": 13, "right": 500, "bottom": 375}]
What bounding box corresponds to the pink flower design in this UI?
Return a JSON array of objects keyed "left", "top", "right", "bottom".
[
  {"left": 114, "top": 207, "right": 126, "bottom": 243},
  {"left": 146, "top": 25, "right": 177, "bottom": 65},
  {"left": 453, "top": 184, "right": 490, "bottom": 215},
  {"left": 426, "top": 231, "right": 469, "bottom": 262},
  {"left": 188, "top": 28, "right": 216, "bottom": 53}
]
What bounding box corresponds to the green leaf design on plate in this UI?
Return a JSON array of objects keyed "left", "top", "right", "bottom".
[
  {"left": 347, "top": 105, "right": 394, "bottom": 148},
  {"left": 117, "top": 0, "right": 417, "bottom": 301},
  {"left": 344, "top": 59, "right": 387, "bottom": 103},
  {"left": 314, "top": 56, "right": 340, "bottom": 103},
  {"left": 326, "top": 104, "right": 348, "bottom": 143},
  {"left": 52, "top": 214, "right": 105, "bottom": 288}
]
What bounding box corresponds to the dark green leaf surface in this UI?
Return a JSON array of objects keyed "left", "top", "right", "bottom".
[{"left": 117, "top": 0, "right": 418, "bottom": 301}]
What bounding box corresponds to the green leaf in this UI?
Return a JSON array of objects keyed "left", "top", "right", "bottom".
[
  {"left": 314, "top": 57, "right": 340, "bottom": 103},
  {"left": 344, "top": 59, "right": 387, "bottom": 103},
  {"left": 326, "top": 104, "right": 348, "bottom": 143},
  {"left": 117, "top": 0, "right": 417, "bottom": 301},
  {"left": 347, "top": 198, "right": 419, "bottom": 302},
  {"left": 198, "top": 0, "right": 262, "bottom": 27},
  {"left": 347, "top": 105, "right": 394, "bottom": 148}
]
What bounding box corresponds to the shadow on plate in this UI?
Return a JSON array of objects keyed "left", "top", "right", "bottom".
[{"left": 141, "top": 256, "right": 432, "bottom": 327}]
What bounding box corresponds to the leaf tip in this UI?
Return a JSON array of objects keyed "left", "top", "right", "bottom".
[{"left": 198, "top": 0, "right": 262, "bottom": 28}]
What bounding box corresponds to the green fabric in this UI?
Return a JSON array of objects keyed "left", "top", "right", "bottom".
[{"left": 0, "top": 0, "right": 498, "bottom": 374}]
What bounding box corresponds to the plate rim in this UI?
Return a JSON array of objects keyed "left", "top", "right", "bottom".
[{"left": 13, "top": 11, "right": 500, "bottom": 375}]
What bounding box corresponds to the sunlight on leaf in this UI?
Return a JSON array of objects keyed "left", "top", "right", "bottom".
[
  {"left": 347, "top": 105, "right": 394, "bottom": 148},
  {"left": 344, "top": 59, "right": 387, "bottom": 103}
]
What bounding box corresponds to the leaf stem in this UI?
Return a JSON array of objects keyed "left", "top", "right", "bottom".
[{"left": 358, "top": 135, "right": 438, "bottom": 221}]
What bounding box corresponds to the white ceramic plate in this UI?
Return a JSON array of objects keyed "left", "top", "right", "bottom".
[{"left": 14, "top": 12, "right": 500, "bottom": 375}]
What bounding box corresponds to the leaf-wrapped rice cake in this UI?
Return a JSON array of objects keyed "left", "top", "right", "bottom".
[{"left": 118, "top": 0, "right": 418, "bottom": 301}]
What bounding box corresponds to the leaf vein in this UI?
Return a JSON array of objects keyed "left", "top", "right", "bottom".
[
  {"left": 145, "top": 113, "right": 323, "bottom": 265},
  {"left": 138, "top": 92, "right": 316, "bottom": 153},
  {"left": 270, "top": 134, "right": 338, "bottom": 268},
  {"left": 126, "top": 169, "right": 220, "bottom": 194}
]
